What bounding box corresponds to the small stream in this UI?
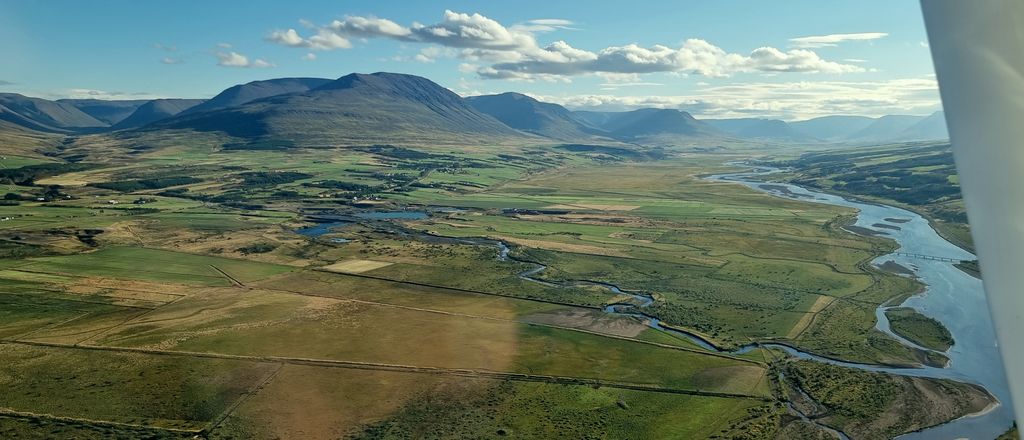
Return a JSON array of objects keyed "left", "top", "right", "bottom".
[
  {"left": 297, "top": 179, "right": 1013, "bottom": 439},
  {"left": 705, "top": 165, "right": 1014, "bottom": 439},
  {"left": 487, "top": 166, "right": 1013, "bottom": 439}
]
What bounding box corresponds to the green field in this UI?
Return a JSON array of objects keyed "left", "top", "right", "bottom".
[{"left": 0, "top": 135, "right": 993, "bottom": 438}]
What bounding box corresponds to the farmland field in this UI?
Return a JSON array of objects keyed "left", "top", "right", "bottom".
[{"left": 0, "top": 137, "right": 992, "bottom": 439}]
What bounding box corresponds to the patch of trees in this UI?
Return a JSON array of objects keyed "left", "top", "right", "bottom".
[
  {"left": 0, "top": 163, "right": 93, "bottom": 186},
  {"left": 237, "top": 171, "right": 312, "bottom": 186},
  {"left": 304, "top": 180, "right": 376, "bottom": 192},
  {"left": 91, "top": 177, "right": 201, "bottom": 192},
  {"left": 237, "top": 242, "right": 277, "bottom": 254},
  {"left": 222, "top": 139, "right": 296, "bottom": 151}
]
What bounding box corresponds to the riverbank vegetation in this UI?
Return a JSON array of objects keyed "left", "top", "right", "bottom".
[
  {"left": 769, "top": 142, "right": 974, "bottom": 252},
  {"left": 0, "top": 132, "right": 990, "bottom": 437},
  {"left": 785, "top": 360, "right": 993, "bottom": 440},
  {"left": 885, "top": 307, "right": 955, "bottom": 352}
]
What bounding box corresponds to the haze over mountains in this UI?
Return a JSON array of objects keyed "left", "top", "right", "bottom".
[{"left": 0, "top": 72, "right": 948, "bottom": 147}]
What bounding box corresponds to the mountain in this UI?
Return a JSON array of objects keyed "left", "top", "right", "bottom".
[
  {"left": 158, "top": 72, "right": 532, "bottom": 145},
  {"left": 893, "top": 111, "right": 947, "bottom": 141},
  {"left": 113, "top": 99, "right": 205, "bottom": 130},
  {"left": 180, "top": 77, "right": 331, "bottom": 115},
  {"left": 571, "top": 111, "right": 618, "bottom": 128},
  {"left": 704, "top": 118, "right": 813, "bottom": 142},
  {"left": 465, "top": 92, "right": 607, "bottom": 141},
  {"left": 843, "top": 115, "right": 925, "bottom": 144},
  {"left": 598, "top": 108, "right": 723, "bottom": 140},
  {"left": 790, "top": 115, "right": 876, "bottom": 141},
  {"left": 58, "top": 99, "right": 149, "bottom": 125},
  {"left": 0, "top": 93, "right": 107, "bottom": 133}
]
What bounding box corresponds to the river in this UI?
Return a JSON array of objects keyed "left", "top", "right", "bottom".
[
  {"left": 706, "top": 166, "right": 1014, "bottom": 439},
  {"left": 297, "top": 171, "right": 1014, "bottom": 438},
  {"left": 494, "top": 165, "right": 1014, "bottom": 438}
]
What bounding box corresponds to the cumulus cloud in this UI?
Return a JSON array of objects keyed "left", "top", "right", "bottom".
[
  {"left": 215, "top": 51, "right": 274, "bottom": 68},
  {"left": 533, "top": 77, "right": 941, "bottom": 120},
  {"left": 267, "top": 28, "right": 351, "bottom": 50},
  {"left": 161, "top": 57, "right": 183, "bottom": 65},
  {"left": 269, "top": 10, "right": 863, "bottom": 80},
  {"left": 57, "top": 89, "right": 166, "bottom": 100},
  {"left": 302, "top": 53, "right": 317, "bottom": 61},
  {"left": 480, "top": 40, "right": 863, "bottom": 80},
  {"left": 789, "top": 32, "right": 888, "bottom": 48},
  {"left": 512, "top": 18, "right": 577, "bottom": 33}
]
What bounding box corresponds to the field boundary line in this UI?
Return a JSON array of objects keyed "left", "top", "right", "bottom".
[
  {"left": 210, "top": 264, "right": 245, "bottom": 287},
  {"left": 0, "top": 407, "right": 204, "bottom": 434},
  {"left": 0, "top": 340, "right": 769, "bottom": 401},
  {"left": 206, "top": 362, "right": 285, "bottom": 433},
  {"left": 311, "top": 269, "right": 606, "bottom": 311},
  {"left": 262, "top": 284, "right": 763, "bottom": 365}
]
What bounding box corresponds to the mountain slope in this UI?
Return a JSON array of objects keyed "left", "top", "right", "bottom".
[
  {"left": 790, "top": 115, "right": 876, "bottom": 141},
  {"left": 0, "top": 93, "right": 107, "bottom": 133},
  {"left": 600, "top": 108, "right": 723, "bottom": 140},
  {"left": 844, "top": 115, "right": 925, "bottom": 144},
  {"left": 465, "top": 92, "right": 607, "bottom": 141},
  {"left": 113, "top": 99, "right": 205, "bottom": 129},
  {"left": 893, "top": 111, "right": 947, "bottom": 141},
  {"left": 180, "top": 77, "right": 331, "bottom": 115},
  {"left": 58, "top": 99, "right": 150, "bottom": 125},
  {"left": 159, "top": 72, "right": 533, "bottom": 145},
  {"left": 704, "top": 118, "right": 813, "bottom": 142}
]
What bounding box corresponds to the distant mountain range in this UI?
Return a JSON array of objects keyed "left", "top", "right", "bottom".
[{"left": 0, "top": 72, "right": 948, "bottom": 147}]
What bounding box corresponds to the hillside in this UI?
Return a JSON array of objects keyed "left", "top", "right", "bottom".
[
  {"left": 158, "top": 72, "right": 534, "bottom": 146},
  {"left": 790, "top": 115, "right": 876, "bottom": 141},
  {"left": 0, "top": 93, "right": 106, "bottom": 133},
  {"left": 591, "top": 108, "right": 725, "bottom": 145},
  {"left": 704, "top": 118, "right": 813, "bottom": 142},
  {"left": 112, "top": 99, "right": 205, "bottom": 129},
  {"left": 58, "top": 99, "right": 149, "bottom": 125},
  {"left": 180, "top": 77, "right": 331, "bottom": 115},
  {"left": 466, "top": 92, "right": 607, "bottom": 141}
]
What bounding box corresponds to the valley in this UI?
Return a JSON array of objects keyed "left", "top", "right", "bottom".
[{"left": 0, "top": 72, "right": 1009, "bottom": 439}]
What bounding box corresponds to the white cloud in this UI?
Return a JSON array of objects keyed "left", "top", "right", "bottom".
[
  {"left": 328, "top": 16, "right": 411, "bottom": 39},
  {"left": 57, "top": 89, "right": 167, "bottom": 100},
  {"left": 160, "top": 57, "right": 183, "bottom": 65},
  {"left": 480, "top": 39, "right": 863, "bottom": 80},
  {"left": 215, "top": 51, "right": 274, "bottom": 68},
  {"left": 789, "top": 32, "right": 889, "bottom": 48},
  {"left": 269, "top": 10, "right": 863, "bottom": 81},
  {"left": 217, "top": 42, "right": 233, "bottom": 49},
  {"left": 511, "top": 18, "right": 577, "bottom": 33},
  {"left": 302, "top": 53, "right": 317, "bottom": 61},
  {"left": 533, "top": 77, "right": 941, "bottom": 120},
  {"left": 266, "top": 28, "right": 351, "bottom": 50}
]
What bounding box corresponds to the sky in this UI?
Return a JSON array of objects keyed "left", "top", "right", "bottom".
[{"left": 0, "top": 0, "right": 942, "bottom": 120}]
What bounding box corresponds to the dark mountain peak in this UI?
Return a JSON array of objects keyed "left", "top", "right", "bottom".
[
  {"left": 704, "top": 118, "right": 813, "bottom": 142},
  {"left": 158, "top": 72, "right": 530, "bottom": 145},
  {"left": 466, "top": 92, "right": 608, "bottom": 141},
  {"left": 603, "top": 108, "right": 709, "bottom": 137},
  {"left": 181, "top": 77, "right": 331, "bottom": 115},
  {"left": 0, "top": 92, "right": 106, "bottom": 132},
  {"left": 113, "top": 98, "right": 205, "bottom": 129}
]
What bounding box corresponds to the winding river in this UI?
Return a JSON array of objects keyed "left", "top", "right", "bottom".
[
  {"left": 704, "top": 166, "right": 1014, "bottom": 439},
  {"left": 303, "top": 167, "right": 1014, "bottom": 438},
  {"left": 494, "top": 166, "right": 1014, "bottom": 439}
]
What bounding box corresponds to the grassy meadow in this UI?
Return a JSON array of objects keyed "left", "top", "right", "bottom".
[{"left": 0, "top": 131, "right": 987, "bottom": 438}]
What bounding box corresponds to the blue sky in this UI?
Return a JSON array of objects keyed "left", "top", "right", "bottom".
[{"left": 0, "top": 0, "right": 940, "bottom": 120}]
